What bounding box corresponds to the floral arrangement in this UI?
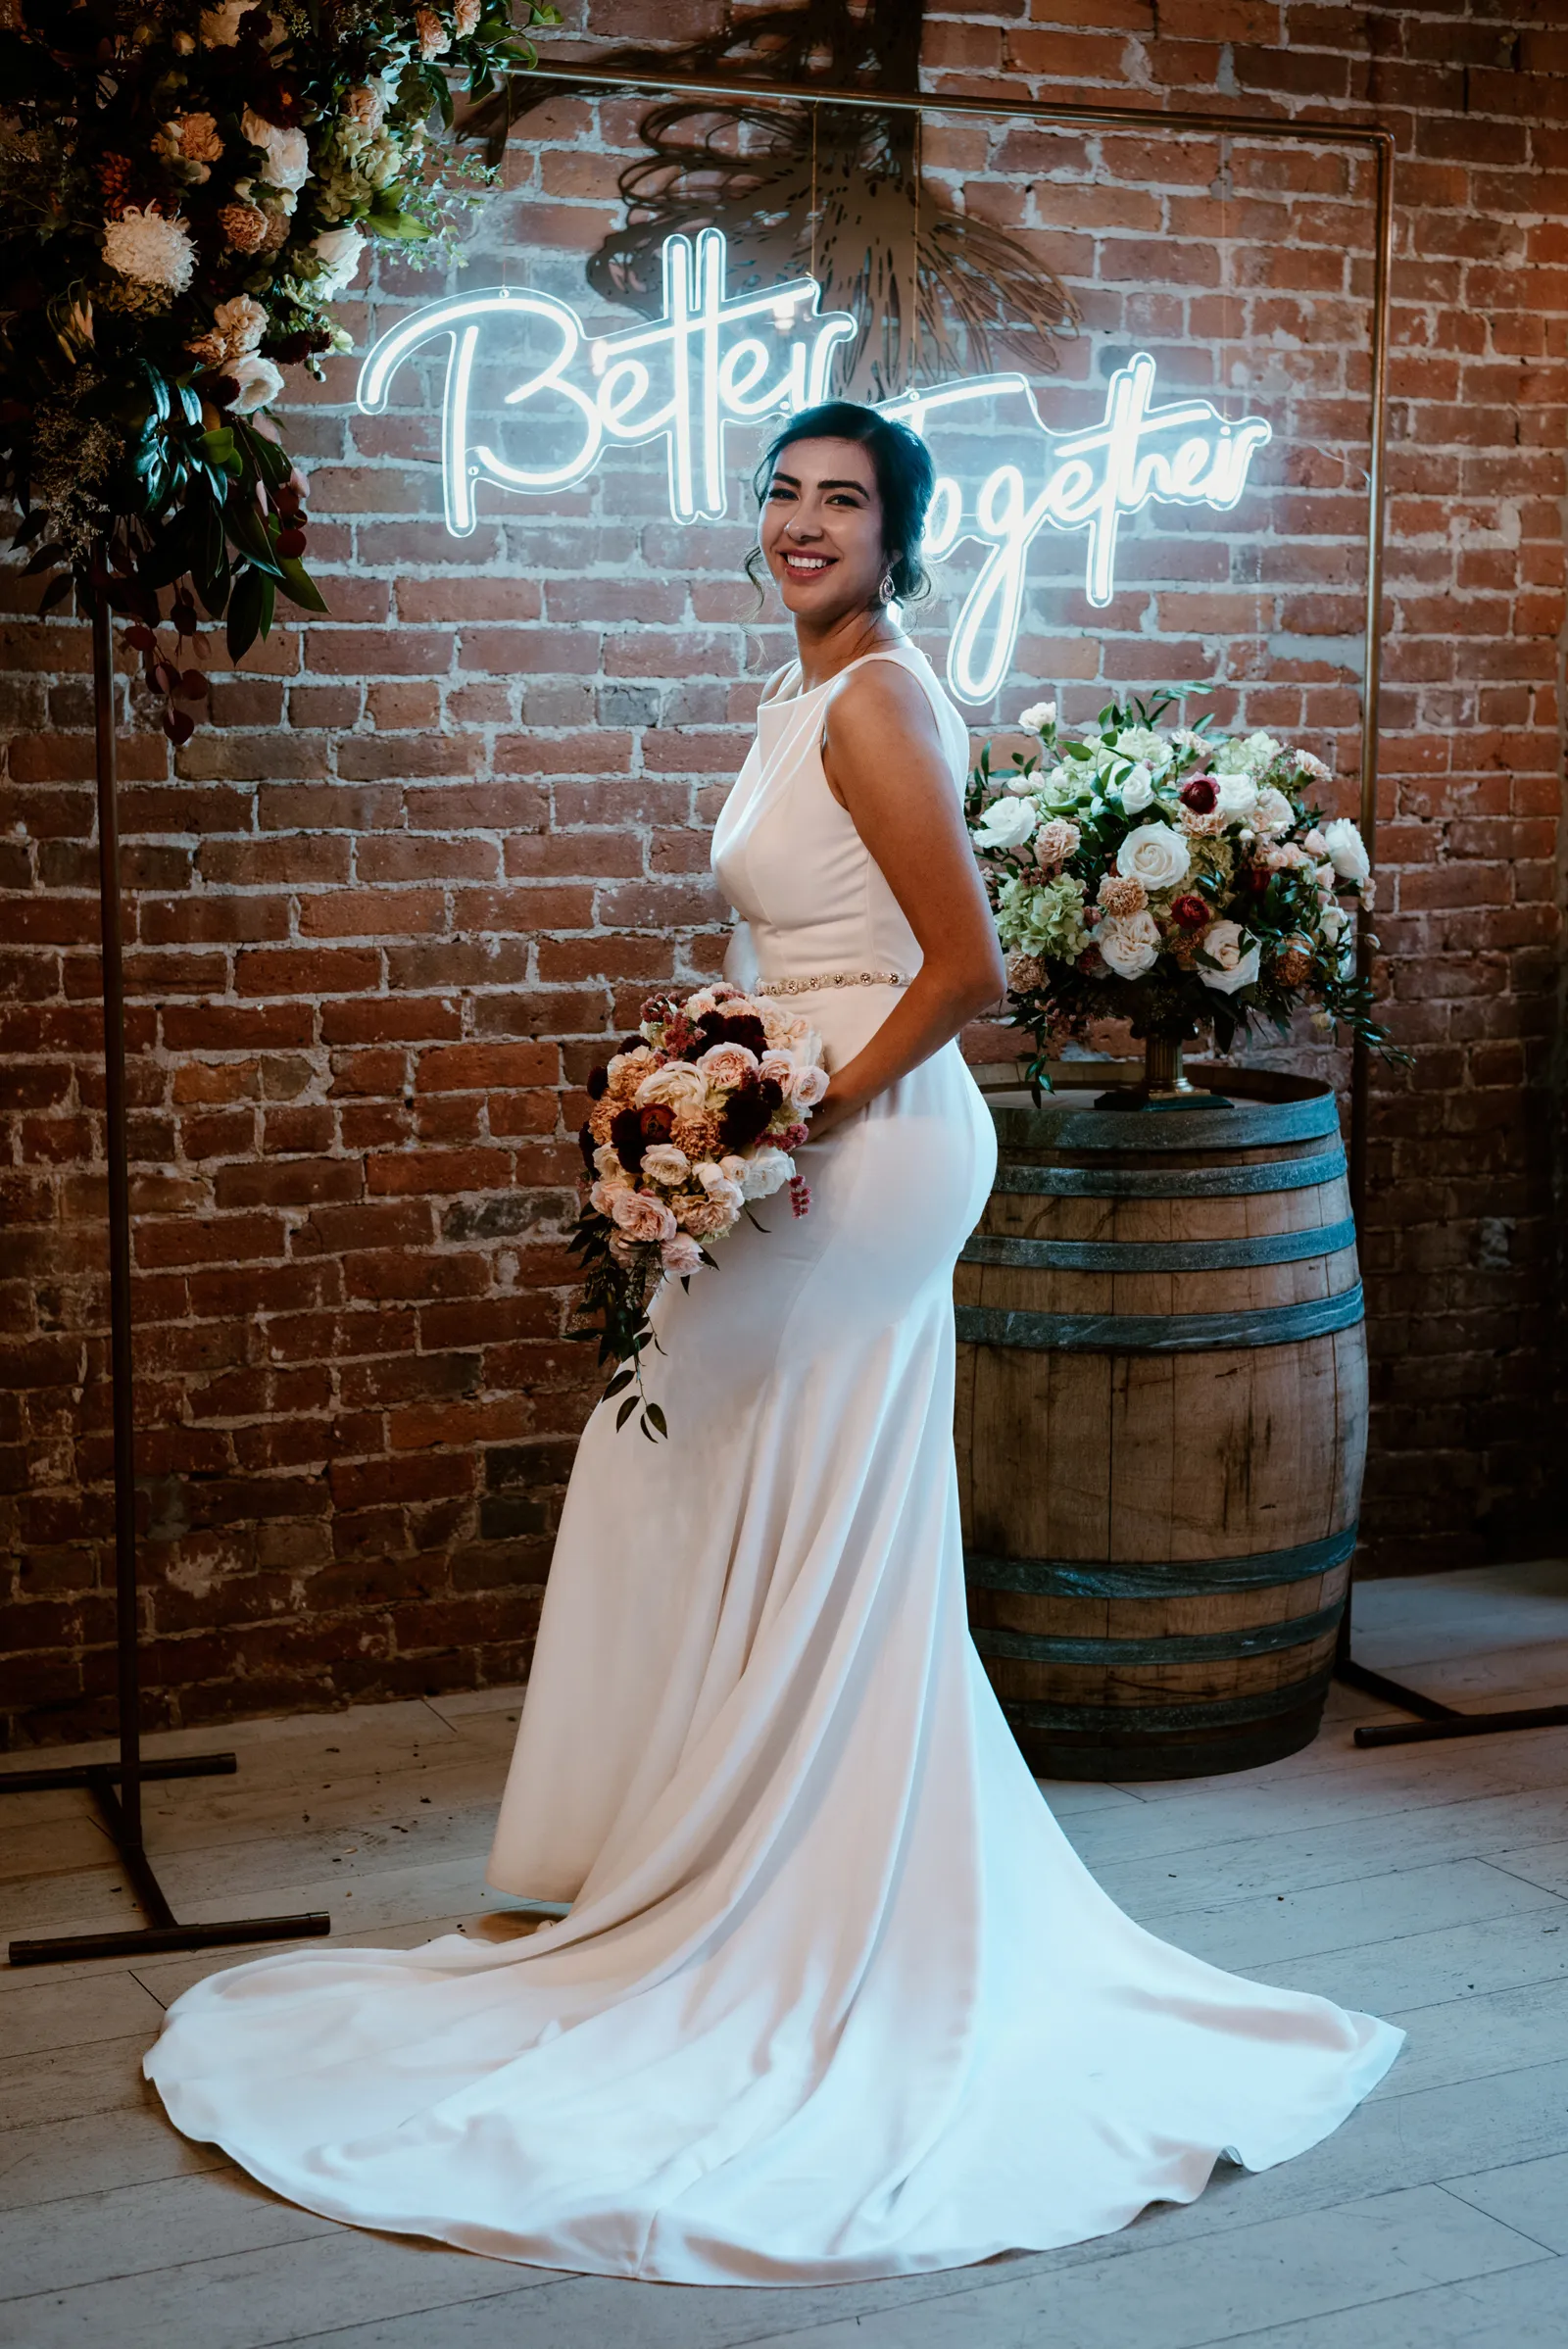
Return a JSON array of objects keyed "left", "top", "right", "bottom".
[
  {"left": 0, "top": 0, "right": 553, "bottom": 736},
  {"left": 567, "top": 982, "right": 829, "bottom": 1440},
  {"left": 967, "top": 690, "right": 1395, "bottom": 1099}
]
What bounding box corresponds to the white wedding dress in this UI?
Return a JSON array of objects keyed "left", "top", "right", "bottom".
[{"left": 143, "top": 636, "right": 1402, "bottom": 2285}]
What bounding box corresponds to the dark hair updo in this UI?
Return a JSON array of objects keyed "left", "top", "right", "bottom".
[{"left": 745, "top": 400, "right": 937, "bottom": 605}]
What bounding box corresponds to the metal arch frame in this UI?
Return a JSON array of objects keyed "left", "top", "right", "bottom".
[
  {"left": 521, "top": 66, "right": 1567, "bottom": 1750},
  {"left": 515, "top": 59, "right": 1395, "bottom": 1221}
]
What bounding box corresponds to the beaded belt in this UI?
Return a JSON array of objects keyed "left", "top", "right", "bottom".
[{"left": 755, "top": 969, "right": 907, "bottom": 996}]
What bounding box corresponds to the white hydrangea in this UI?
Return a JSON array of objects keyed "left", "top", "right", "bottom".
[
  {"left": 1214, "top": 730, "right": 1283, "bottom": 777},
  {"left": 102, "top": 207, "right": 195, "bottom": 294},
  {"left": 1111, "top": 724, "right": 1173, "bottom": 773}
]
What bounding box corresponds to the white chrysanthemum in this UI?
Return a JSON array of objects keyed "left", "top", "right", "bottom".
[{"left": 102, "top": 207, "right": 195, "bottom": 294}]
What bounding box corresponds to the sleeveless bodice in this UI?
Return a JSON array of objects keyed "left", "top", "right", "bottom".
[{"left": 710, "top": 637, "right": 973, "bottom": 987}]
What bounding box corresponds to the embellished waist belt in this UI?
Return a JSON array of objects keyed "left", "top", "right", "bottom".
[{"left": 755, "top": 968, "right": 907, "bottom": 997}]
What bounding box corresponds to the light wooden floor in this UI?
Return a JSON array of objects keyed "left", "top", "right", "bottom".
[{"left": 4, "top": 1561, "right": 1568, "bottom": 2349}]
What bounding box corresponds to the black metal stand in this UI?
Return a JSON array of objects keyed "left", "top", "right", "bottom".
[
  {"left": 4, "top": 580, "right": 330, "bottom": 1969},
  {"left": 1335, "top": 1585, "right": 1568, "bottom": 1752}
]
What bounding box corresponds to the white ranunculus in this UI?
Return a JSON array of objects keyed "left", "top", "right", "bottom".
[
  {"left": 1253, "top": 785, "right": 1296, "bottom": 837},
  {"left": 1098, "top": 908, "right": 1162, "bottom": 980},
  {"left": 1215, "top": 769, "right": 1259, "bottom": 819},
  {"left": 1322, "top": 816, "right": 1371, "bottom": 883},
  {"left": 226, "top": 353, "right": 284, "bottom": 414},
  {"left": 1198, "top": 919, "right": 1262, "bottom": 994},
  {"left": 312, "top": 223, "right": 365, "bottom": 294},
  {"left": 1115, "top": 821, "right": 1190, "bottom": 894},
  {"left": 242, "top": 107, "right": 310, "bottom": 193},
  {"left": 741, "top": 1146, "right": 794, "bottom": 1199},
  {"left": 102, "top": 207, "right": 196, "bottom": 293},
  {"left": 634, "top": 1061, "right": 709, "bottom": 1115},
  {"left": 1017, "top": 700, "right": 1056, "bottom": 733},
  {"left": 1116, "top": 761, "right": 1154, "bottom": 813},
  {"left": 974, "top": 794, "right": 1038, "bottom": 852}
]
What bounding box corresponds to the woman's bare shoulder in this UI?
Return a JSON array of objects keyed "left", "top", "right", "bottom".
[
  {"left": 757, "top": 660, "right": 799, "bottom": 710},
  {"left": 825, "top": 654, "right": 946, "bottom": 758}
]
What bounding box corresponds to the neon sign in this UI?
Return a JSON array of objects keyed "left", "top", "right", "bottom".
[{"left": 357, "top": 230, "right": 1271, "bottom": 705}]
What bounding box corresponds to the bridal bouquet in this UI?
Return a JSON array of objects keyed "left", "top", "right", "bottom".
[
  {"left": 966, "top": 689, "right": 1396, "bottom": 1098},
  {"left": 566, "top": 983, "right": 829, "bottom": 1439}
]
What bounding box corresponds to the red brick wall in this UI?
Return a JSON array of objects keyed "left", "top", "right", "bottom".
[{"left": 2, "top": 1, "right": 1564, "bottom": 1744}]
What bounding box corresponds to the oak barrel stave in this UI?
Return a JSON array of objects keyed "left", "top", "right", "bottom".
[{"left": 955, "top": 1069, "right": 1365, "bottom": 1781}]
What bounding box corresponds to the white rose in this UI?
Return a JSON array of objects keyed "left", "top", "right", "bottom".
[
  {"left": 242, "top": 107, "right": 310, "bottom": 194},
  {"left": 1253, "top": 785, "right": 1296, "bottom": 837},
  {"left": 974, "top": 795, "right": 1038, "bottom": 852},
  {"left": 1198, "top": 919, "right": 1262, "bottom": 995},
  {"left": 226, "top": 353, "right": 284, "bottom": 414},
  {"left": 1320, "top": 903, "right": 1349, "bottom": 940},
  {"left": 741, "top": 1146, "right": 794, "bottom": 1199},
  {"left": 639, "top": 1143, "right": 690, "bottom": 1188},
  {"left": 695, "top": 1160, "right": 745, "bottom": 1211},
  {"left": 1115, "top": 822, "right": 1190, "bottom": 894},
  {"left": 788, "top": 1062, "right": 829, "bottom": 1109},
  {"left": 1116, "top": 762, "right": 1154, "bottom": 813},
  {"left": 1322, "top": 817, "right": 1371, "bottom": 883},
  {"left": 1098, "top": 909, "right": 1162, "bottom": 980},
  {"left": 1017, "top": 700, "right": 1056, "bottom": 733},
  {"left": 312, "top": 224, "right": 365, "bottom": 295},
  {"left": 717, "top": 1154, "right": 750, "bottom": 1187},
  {"left": 634, "top": 1061, "right": 709, "bottom": 1115},
  {"left": 1215, "top": 770, "right": 1259, "bottom": 820}
]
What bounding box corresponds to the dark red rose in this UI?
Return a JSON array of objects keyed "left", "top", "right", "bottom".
[
  {"left": 585, "top": 1064, "right": 609, "bottom": 1100},
  {"left": 577, "top": 1118, "right": 597, "bottom": 1174},
  {"left": 638, "top": 1102, "right": 675, "bottom": 1142},
  {"left": 1180, "top": 776, "right": 1218, "bottom": 812},
  {"left": 1170, "top": 894, "right": 1210, "bottom": 930},
  {"left": 609, "top": 1107, "right": 645, "bottom": 1171}
]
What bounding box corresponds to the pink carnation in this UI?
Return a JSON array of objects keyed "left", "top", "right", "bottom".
[
  {"left": 1097, "top": 872, "right": 1148, "bottom": 918},
  {"left": 1034, "top": 816, "right": 1081, "bottom": 869}
]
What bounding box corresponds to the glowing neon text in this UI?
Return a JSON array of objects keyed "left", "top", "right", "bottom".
[{"left": 357, "top": 231, "right": 1271, "bottom": 704}]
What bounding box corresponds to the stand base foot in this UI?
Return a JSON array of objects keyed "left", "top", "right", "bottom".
[
  {"left": 3, "top": 1751, "right": 330, "bottom": 1968},
  {"left": 1336, "top": 1658, "right": 1568, "bottom": 1750}
]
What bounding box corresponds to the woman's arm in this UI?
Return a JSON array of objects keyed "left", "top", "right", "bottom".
[{"left": 808, "top": 662, "right": 1006, "bottom": 1143}]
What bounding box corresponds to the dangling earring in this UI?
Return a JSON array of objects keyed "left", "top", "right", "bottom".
[{"left": 878, "top": 565, "right": 897, "bottom": 605}]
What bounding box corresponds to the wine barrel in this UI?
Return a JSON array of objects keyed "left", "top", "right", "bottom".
[{"left": 954, "top": 1067, "right": 1364, "bottom": 1782}]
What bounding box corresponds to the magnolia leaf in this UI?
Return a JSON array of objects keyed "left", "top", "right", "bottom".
[{"left": 274, "top": 554, "right": 328, "bottom": 613}]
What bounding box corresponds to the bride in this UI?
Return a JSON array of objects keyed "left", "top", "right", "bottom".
[{"left": 144, "top": 400, "right": 1402, "bottom": 2286}]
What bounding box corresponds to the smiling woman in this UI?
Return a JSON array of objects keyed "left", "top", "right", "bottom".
[{"left": 142, "top": 398, "right": 1401, "bottom": 2291}]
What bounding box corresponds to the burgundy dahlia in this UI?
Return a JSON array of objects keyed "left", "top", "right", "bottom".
[
  {"left": 1170, "top": 894, "right": 1210, "bottom": 931},
  {"left": 1180, "top": 776, "right": 1218, "bottom": 813},
  {"left": 585, "top": 1064, "right": 609, "bottom": 1101},
  {"left": 609, "top": 1107, "right": 646, "bottom": 1171}
]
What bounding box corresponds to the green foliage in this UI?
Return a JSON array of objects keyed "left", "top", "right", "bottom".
[{"left": 0, "top": 0, "right": 555, "bottom": 734}]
